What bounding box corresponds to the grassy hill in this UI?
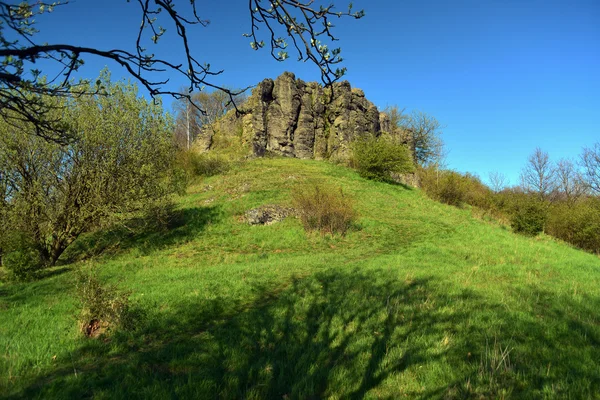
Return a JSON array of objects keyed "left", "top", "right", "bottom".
[{"left": 1, "top": 158, "right": 599, "bottom": 399}]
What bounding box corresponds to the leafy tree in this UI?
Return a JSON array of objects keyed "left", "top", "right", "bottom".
[
  {"left": 581, "top": 142, "right": 600, "bottom": 194},
  {"left": 351, "top": 135, "right": 414, "bottom": 181},
  {"left": 0, "top": 1, "right": 363, "bottom": 142},
  {"left": 510, "top": 194, "right": 548, "bottom": 236},
  {"left": 403, "top": 110, "right": 445, "bottom": 167},
  {"left": 381, "top": 107, "right": 445, "bottom": 167},
  {"left": 519, "top": 147, "right": 556, "bottom": 200},
  {"left": 0, "top": 73, "right": 183, "bottom": 269}
]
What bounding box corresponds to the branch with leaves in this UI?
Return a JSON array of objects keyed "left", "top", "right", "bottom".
[{"left": 246, "top": 0, "right": 364, "bottom": 85}]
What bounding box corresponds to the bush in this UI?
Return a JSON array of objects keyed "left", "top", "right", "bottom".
[
  {"left": 509, "top": 195, "right": 548, "bottom": 236},
  {"left": 1, "top": 232, "right": 43, "bottom": 281},
  {"left": 76, "top": 268, "right": 141, "bottom": 337},
  {"left": 292, "top": 184, "right": 356, "bottom": 235},
  {"left": 418, "top": 167, "right": 467, "bottom": 207},
  {"left": 437, "top": 172, "right": 467, "bottom": 207},
  {"left": 418, "top": 167, "right": 497, "bottom": 211},
  {"left": 546, "top": 198, "right": 600, "bottom": 253},
  {"left": 177, "top": 150, "right": 230, "bottom": 178},
  {"left": 351, "top": 135, "right": 413, "bottom": 181}
]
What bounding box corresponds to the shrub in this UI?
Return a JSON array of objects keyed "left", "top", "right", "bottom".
[
  {"left": 546, "top": 198, "right": 600, "bottom": 253},
  {"left": 418, "top": 167, "right": 467, "bottom": 207},
  {"left": 437, "top": 172, "right": 467, "bottom": 207},
  {"left": 419, "top": 167, "right": 498, "bottom": 211},
  {"left": 177, "top": 151, "right": 230, "bottom": 178},
  {"left": 351, "top": 135, "right": 413, "bottom": 181},
  {"left": 292, "top": 184, "right": 356, "bottom": 235},
  {"left": 1, "top": 232, "right": 43, "bottom": 281},
  {"left": 509, "top": 195, "right": 548, "bottom": 236},
  {"left": 75, "top": 268, "right": 141, "bottom": 336}
]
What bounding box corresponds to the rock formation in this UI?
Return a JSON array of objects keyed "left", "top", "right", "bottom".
[{"left": 201, "top": 72, "right": 394, "bottom": 160}]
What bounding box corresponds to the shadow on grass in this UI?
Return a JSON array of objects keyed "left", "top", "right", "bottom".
[
  {"left": 7, "top": 269, "right": 600, "bottom": 399},
  {"left": 63, "top": 206, "right": 221, "bottom": 262},
  {"left": 36, "top": 266, "right": 72, "bottom": 280}
]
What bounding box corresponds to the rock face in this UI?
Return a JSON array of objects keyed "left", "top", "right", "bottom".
[{"left": 204, "top": 72, "right": 389, "bottom": 160}]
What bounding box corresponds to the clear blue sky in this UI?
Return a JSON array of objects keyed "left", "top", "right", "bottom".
[{"left": 31, "top": 0, "right": 599, "bottom": 186}]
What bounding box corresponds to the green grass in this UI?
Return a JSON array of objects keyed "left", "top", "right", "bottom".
[{"left": 1, "top": 158, "right": 600, "bottom": 399}]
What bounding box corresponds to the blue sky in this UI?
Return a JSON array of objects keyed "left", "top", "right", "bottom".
[{"left": 30, "top": 0, "right": 599, "bottom": 186}]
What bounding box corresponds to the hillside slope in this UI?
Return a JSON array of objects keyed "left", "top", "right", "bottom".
[{"left": 1, "top": 158, "right": 600, "bottom": 399}]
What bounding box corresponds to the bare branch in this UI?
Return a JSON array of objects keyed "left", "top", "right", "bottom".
[
  {"left": 0, "top": 0, "right": 363, "bottom": 141},
  {"left": 519, "top": 148, "right": 557, "bottom": 200},
  {"left": 580, "top": 142, "right": 600, "bottom": 194}
]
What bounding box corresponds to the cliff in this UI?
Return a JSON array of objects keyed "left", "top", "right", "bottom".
[{"left": 199, "top": 72, "right": 400, "bottom": 160}]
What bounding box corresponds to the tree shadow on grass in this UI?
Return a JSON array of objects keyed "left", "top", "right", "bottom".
[
  {"left": 415, "top": 286, "right": 600, "bottom": 399},
  {"left": 6, "top": 269, "right": 600, "bottom": 399},
  {"left": 63, "top": 205, "right": 222, "bottom": 263},
  {"left": 7, "top": 269, "right": 460, "bottom": 399}
]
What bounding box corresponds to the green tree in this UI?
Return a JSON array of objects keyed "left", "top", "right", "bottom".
[
  {"left": 509, "top": 193, "right": 548, "bottom": 236},
  {"left": 383, "top": 107, "right": 445, "bottom": 167},
  {"left": 0, "top": 73, "right": 183, "bottom": 270},
  {"left": 404, "top": 110, "right": 445, "bottom": 167},
  {"left": 351, "top": 135, "right": 414, "bottom": 181}
]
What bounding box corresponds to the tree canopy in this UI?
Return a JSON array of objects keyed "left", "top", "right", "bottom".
[{"left": 0, "top": 72, "right": 183, "bottom": 275}]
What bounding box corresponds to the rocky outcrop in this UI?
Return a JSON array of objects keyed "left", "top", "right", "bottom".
[
  {"left": 245, "top": 205, "right": 296, "bottom": 225},
  {"left": 204, "top": 72, "right": 391, "bottom": 160}
]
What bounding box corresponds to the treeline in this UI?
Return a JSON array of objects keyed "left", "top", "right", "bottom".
[
  {"left": 418, "top": 146, "right": 600, "bottom": 254},
  {"left": 352, "top": 105, "right": 599, "bottom": 254}
]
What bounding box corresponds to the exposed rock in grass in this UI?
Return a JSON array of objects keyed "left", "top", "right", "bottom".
[{"left": 245, "top": 205, "right": 296, "bottom": 225}]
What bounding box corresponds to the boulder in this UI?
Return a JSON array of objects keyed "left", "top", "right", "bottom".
[{"left": 245, "top": 205, "right": 296, "bottom": 225}]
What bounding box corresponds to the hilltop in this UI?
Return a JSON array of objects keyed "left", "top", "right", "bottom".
[
  {"left": 198, "top": 72, "right": 412, "bottom": 161},
  {"left": 1, "top": 157, "right": 599, "bottom": 398}
]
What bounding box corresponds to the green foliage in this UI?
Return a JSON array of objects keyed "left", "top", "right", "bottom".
[
  {"left": 1, "top": 232, "right": 43, "bottom": 281},
  {"left": 0, "top": 72, "right": 183, "bottom": 270},
  {"left": 418, "top": 160, "right": 599, "bottom": 253},
  {"left": 437, "top": 172, "right": 467, "bottom": 207},
  {"left": 292, "top": 184, "right": 355, "bottom": 235},
  {"left": 351, "top": 135, "right": 413, "bottom": 181},
  {"left": 75, "top": 268, "right": 141, "bottom": 336},
  {"left": 418, "top": 166, "right": 473, "bottom": 207},
  {"left": 403, "top": 110, "right": 445, "bottom": 167},
  {"left": 191, "top": 153, "right": 231, "bottom": 177},
  {"left": 546, "top": 198, "right": 600, "bottom": 253},
  {"left": 509, "top": 195, "right": 548, "bottom": 236},
  {"left": 176, "top": 150, "right": 230, "bottom": 178}
]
